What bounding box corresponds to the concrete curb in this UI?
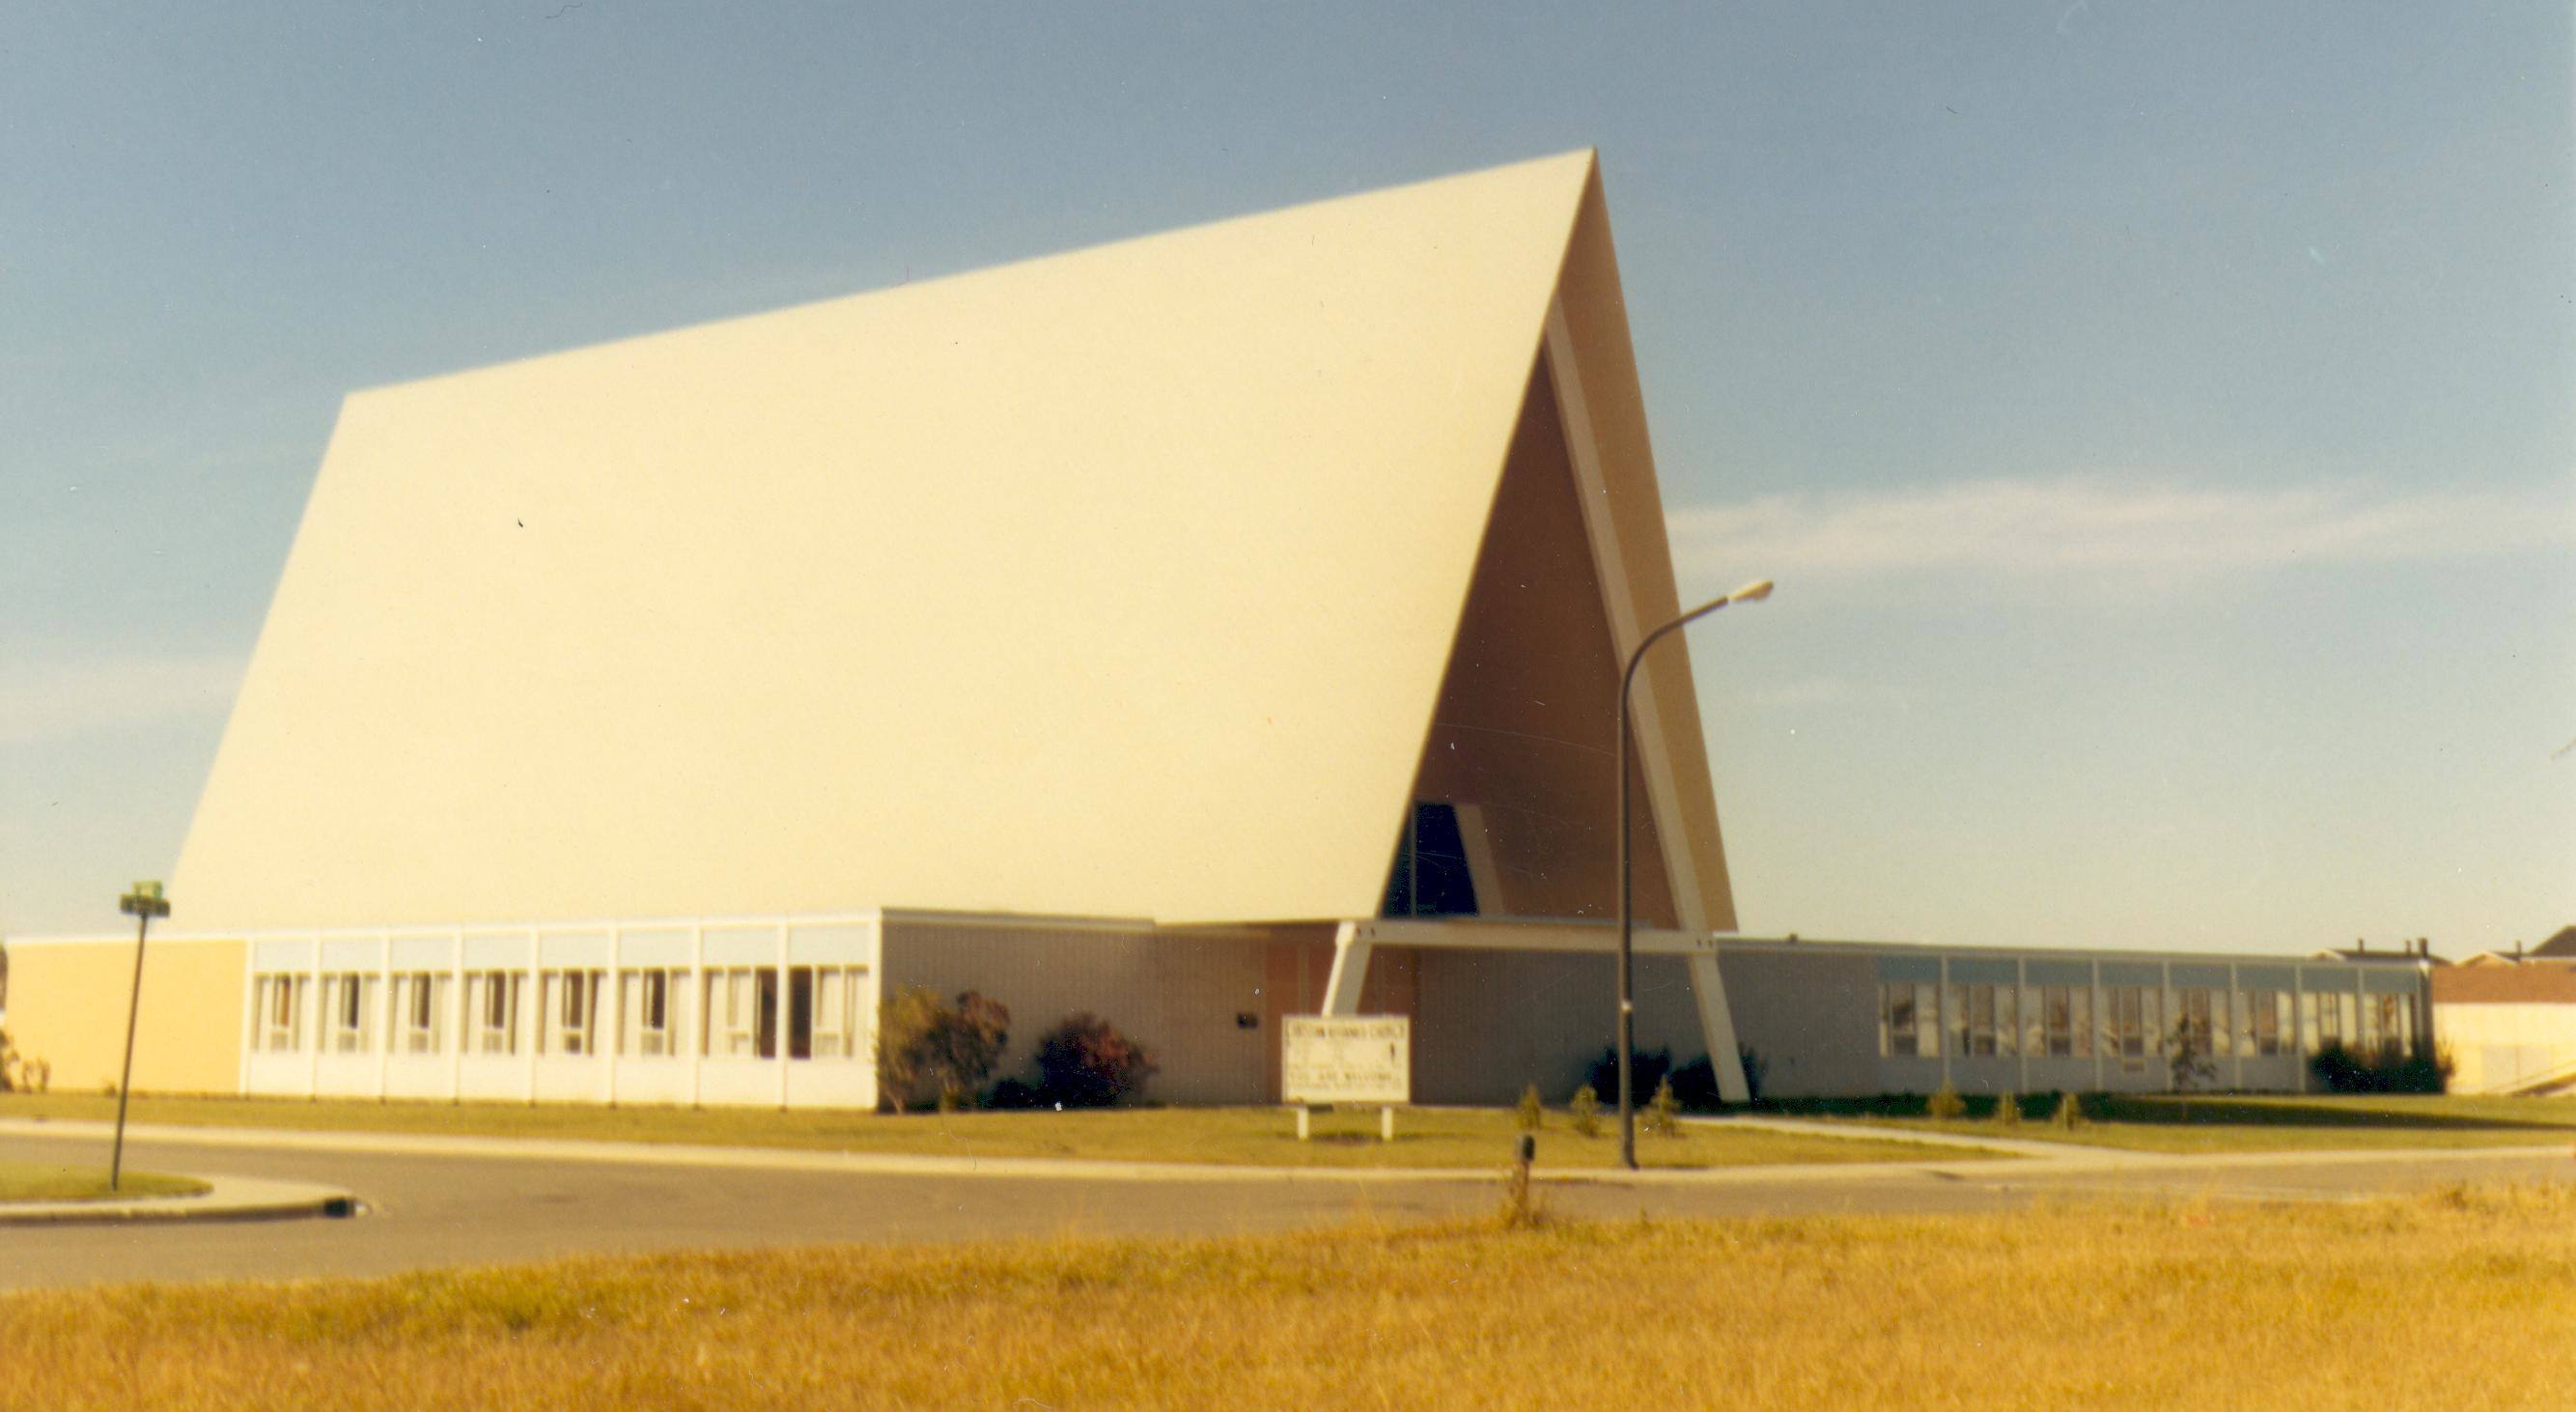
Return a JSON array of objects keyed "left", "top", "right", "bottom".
[
  {"left": 3, "top": 1115, "right": 2562, "bottom": 1190},
  {"left": 0, "top": 1173, "right": 360, "bottom": 1228}
]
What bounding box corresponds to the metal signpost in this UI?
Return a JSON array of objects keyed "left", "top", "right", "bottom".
[
  {"left": 1282, "top": 1015, "right": 1410, "bottom": 1141},
  {"left": 110, "top": 880, "right": 170, "bottom": 1192}
]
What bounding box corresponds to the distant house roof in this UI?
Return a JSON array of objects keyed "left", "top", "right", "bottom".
[
  {"left": 2531, "top": 926, "right": 2576, "bottom": 958},
  {"left": 2310, "top": 943, "right": 2450, "bottom": 967},
  {"left": 2434, "top": 964, "right": 2576, "bottom": 1005}
]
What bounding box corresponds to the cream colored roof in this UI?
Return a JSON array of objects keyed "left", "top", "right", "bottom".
[{"left": 175, "top": 149, "right": 1727, "bottom": 931}]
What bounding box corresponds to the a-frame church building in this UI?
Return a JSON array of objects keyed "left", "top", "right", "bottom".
[{"left": 4, "top": 151, "right": 1765, "bottom": 1110}]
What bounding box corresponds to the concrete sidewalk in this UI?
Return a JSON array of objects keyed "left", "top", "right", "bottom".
[
  {"left": 0, "top": 1172, "right": 358, "bottom": 1228},
  {"left": 4, "top": 1114, "right": 2563, "bottom": 1188}
]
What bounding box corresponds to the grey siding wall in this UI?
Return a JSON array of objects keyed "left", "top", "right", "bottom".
[
  {"left": 1718, "top": 949, "right": 1881, "bottom": 1098},
  {"left": 880, "top": 918, "right": 1271, "bottom": 1105},
  {"left": 1413, "top": 950, "right": 1703, "bottom": 1105}
]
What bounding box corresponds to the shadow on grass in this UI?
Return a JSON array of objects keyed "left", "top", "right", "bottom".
[{"left": 1751, "top": 1092, "right": 2576, "bottom": 1134}]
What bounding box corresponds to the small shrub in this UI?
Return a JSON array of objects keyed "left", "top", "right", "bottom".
[
  {"left": 2051, "top": 1091, "right": 2085, "bottom": 1129},
  {"left": 2167, "top": 1020, "right": 2217, "bottom": 1093},
  {"left": 1991, "top": 1090, "right": 2023, "bottom": 1127},
  {"left": 0, "top": 1029, "right": 39, "bottom": 1094},
  {"left": 1514, "top": 1084, "right": 1544, "bottom": 1132},
  {"left": 2310, "top": 1041, "right": 2452, "bottom": 1095},
  {"left": 1642, "top": 1077, "right": 1682, "bottom": 1139},
  {"left": 1667, "top": 1057, "right": 1723, "bottom": 1112},
  {"left": 1926, "top": 1081, "right": 1966, "bottom": 1120},
  {"left": 1569, "top": 1084, "right": 1602, "bottom": 1138},
  {"left": 1033, "top": 1013, "right": 1159, "bottom": 1108},
  {"left": 874, "top": 987, "right": 1011, "bottom": 1113},
  {"left": 984, "top": 1077, "right": 1044, "bottom": 1110},
  {"left": 1583, "top": 1047, "right": 1671, "bottom": 1107}
]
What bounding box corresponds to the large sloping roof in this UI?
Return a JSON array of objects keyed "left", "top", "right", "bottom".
[{"left": 174, "top": 150, "right": 1727, "bottom": 931}]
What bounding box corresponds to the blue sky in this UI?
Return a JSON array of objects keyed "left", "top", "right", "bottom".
[{"left": 4, "top": 3, "right": 2569, "bottom": 950}]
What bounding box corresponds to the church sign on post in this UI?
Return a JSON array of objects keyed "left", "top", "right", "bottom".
[{"left": 1282, "top": 1016, "right": 1410, "bottom": 1107}]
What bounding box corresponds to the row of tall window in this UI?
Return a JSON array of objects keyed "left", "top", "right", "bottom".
[
  {"left": 1878, "top": 982, "right": 2415, "bottom": 1060},
  {"left": 251, "top": 966, "right": 868, "bottom": 1061}
]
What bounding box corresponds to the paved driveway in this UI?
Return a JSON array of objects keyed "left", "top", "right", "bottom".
[{"left": 2, "top": 1126, "right": 2567, "bottom": 1291}]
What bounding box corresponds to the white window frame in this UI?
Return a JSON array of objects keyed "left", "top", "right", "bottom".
[
  {"left": 393, "top": 972, "right": 445, "bottom": 1055},
  {"left": 703, "top": 967, "right": 770, "bottom": 1059},
  {"left": 541, "top": 969, "right": 602, "bottom": 1057},
  {"left": 256, "top": 974, "right": 306, "bottom": 1053},
  {"left": 620, "top": 969, "right": 683, "bottom": 1059},
  {"left": 322, "top": 973, "right": 372, "bottom": 1054},
  {"left": 796, "top": 966, "right": 865, "bottom": 1060},
  {"left": 468, "top": 971, "right": 522, "bottom": 1056}
]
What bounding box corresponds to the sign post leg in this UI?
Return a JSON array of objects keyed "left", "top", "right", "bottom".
[
  {"left": 1296, "top": 1107, "right": 1310, "bottom": 1142},
  {"left": 1380, "top": 1106, "right": 1393, "bottom": 1142}
]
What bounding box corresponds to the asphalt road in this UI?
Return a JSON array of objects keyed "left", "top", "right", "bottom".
[{"left": 3, "top": 1129, "right": 2569, "bottom": 1291}]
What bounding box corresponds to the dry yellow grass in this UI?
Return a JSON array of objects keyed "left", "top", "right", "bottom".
[
  {"left": 5, "top": 1183, "right": 2573, "bottom": 1408},
  {"left": 0, "top": 1161, "right": 206, "bottom": 1202}
]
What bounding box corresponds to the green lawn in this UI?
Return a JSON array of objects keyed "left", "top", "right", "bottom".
[
  {"left": 0, "top": 1160, "right": 208, "bottom": 1203},
  {"left": 1797, "top": 1092, "right": 2576, "bottom": 1153},
  {"left": 0, "top": 1092, "right": 1974, "bottom": 1170}
]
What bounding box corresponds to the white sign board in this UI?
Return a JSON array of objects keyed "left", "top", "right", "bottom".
[{"left": 1282, "top": 1015, "right": 1410, "bottom": 1106}]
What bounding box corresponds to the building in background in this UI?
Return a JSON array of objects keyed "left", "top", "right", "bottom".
[
  {"left": 2434, "top": 930, "right": 2576, "bottom": 1095},
  {"left": 0, "top": 152, "right": 2404, "bottom": 1109}
]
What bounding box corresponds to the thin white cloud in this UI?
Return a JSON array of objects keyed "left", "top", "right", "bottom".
[
  {"left": 1669, "top": 476, "right": 2574, "bottom": 580},
  {"left": 0, "top": 652, "right": 245, "bottom": 747}
]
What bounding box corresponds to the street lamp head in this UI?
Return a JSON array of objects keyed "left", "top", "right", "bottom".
[{"left": 1728, "top": 579, "right": 1775, "bottom": 604}]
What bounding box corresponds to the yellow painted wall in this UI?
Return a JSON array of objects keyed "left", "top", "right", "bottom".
[{"left": 2, "top": 938, "right": 244, "bottom": 1094}]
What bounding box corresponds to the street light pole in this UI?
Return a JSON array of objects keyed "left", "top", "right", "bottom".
[
  {"left": 110, "top": 880, "right": 170, "bottom": 1192},
  {"left": 1617, "top": 579, "right": 1772, "bottom": 1172}
]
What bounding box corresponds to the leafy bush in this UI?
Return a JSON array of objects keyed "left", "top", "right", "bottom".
[
  {"left": 1514, "top": 1084, "right": 1544, "bottom": 1132},
  {"left": 1032, "top": 1013, "right": 1159, "bottom": 1108},
  {"left": 2050, "top": 1091, "right": 2085, "bottom": 1129},
  {"left": 1926, "top": 1081, "right": 1967, "bottom": 1120},
  {"left": 1668, "top": 1056, "right": 1723, "bottom": 1112},
  {"left": 1992, "top": 1090, "right": 2024, "bottom": 1127},
  {"left": 2310, "top": 1041, "right": 2452, "bottom": 1095},
  {"left": 875, "top": 987, "right": 1011, "bottom": 1113},
  {"left": 0, "top": 1030, "right": 45, "bottom": 1094},
  {"left": 1583, "top": 1047, "right": 1671, "bottom": 1107},
  {"left": 1569, "top": 1084, "right": 1603, "bottom": 1138}
]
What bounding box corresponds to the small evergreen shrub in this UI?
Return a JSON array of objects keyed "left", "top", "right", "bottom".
[
  {"left": 2051, "top": 1091, "right": 2085, "bottom": 1129},
  {"left": 1991, "top": 1090, "right": 2023, "bottom": 1127},
  {"left": 1642, "top": 1077, "right": 1682, "bottom": 1139},
  {"left": 1514, "top": 1084, "right": 1544, "bottom": 1132},
  {"left": 1926, "top": 1081, "right": 1967, "bottom": 1120},
  {"left": 1569, "top": 1084, "right": 1603, "bottom": 1138},
  {"left": 1032, "top": 1013, "right": 1160, "bottom": 1108}
]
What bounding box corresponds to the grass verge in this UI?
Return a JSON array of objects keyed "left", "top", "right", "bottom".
[
  {"left": 0, "top": 1093, "right": 1967, "bottom": 1170},
  {"left": 3, "top": 1183, "right": 2571, "bottom": 1406},
  {"left": 0, "top": 1160, "right": 208, "bottom": 1202},
  {"left": 1790, "top": 1092, "right": 2576, "bottom": 1153}
]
